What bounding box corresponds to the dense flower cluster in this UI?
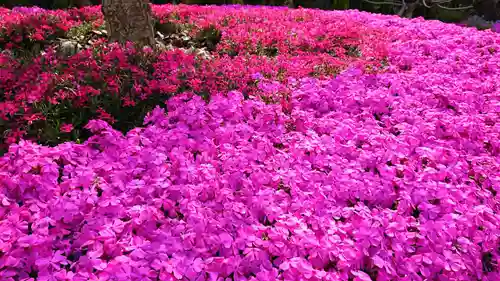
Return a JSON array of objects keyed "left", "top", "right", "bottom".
[
  {"left": 1, "top": 5, "right": 500, "bottom": 281},
  {"left": 0, "top": 8, "right": 76, "bottom": 50},
  {"left": 0, "top": 5, "right": 386, "bottom": 150}
]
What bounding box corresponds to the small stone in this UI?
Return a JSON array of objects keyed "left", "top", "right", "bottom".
[
  {"left": 155, "top": 40, "right": 167, "bottom": 50},
  {"left": 156, "top": 32, "right": 165, "bottom": 39},
  {"left": 58, "top": 40, "right": 79, "bottom": 58}
]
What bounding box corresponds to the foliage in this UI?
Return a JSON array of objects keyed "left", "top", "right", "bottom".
[
  {"left": 0, "top": 4, "right": 499, "bottom": 281},
  {"left": 0, "top": 5, "right": 386, "bottom": 152},
  {"left": 0, "top": 8, "right": 76, "bottom": 53}
]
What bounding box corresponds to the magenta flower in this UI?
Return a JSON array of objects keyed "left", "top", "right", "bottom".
[
  {"left": 0, "top": 4, "right": 499, "bottom": 281},
  {"left": 492, "top": 21, "right": 500, "bottom": 33}
]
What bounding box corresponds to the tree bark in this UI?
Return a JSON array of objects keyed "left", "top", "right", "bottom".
[
  {"left": 101, "top": 0, "right": 155, "bottom": 47},
  {"left": 403, "top": 2, "right": 418, "bottom": 18},
  {"left": 397, "top": 1, "right": 419, "bottom": 18}
]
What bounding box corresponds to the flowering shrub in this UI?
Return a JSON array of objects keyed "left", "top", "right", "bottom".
[
  {"left": 0, "top": 5, "right": 386, "bottom": 151},
  {"left": 0, "top": 8, "right": 76, "bottom": 51},
  {"left": 0, "top": 5, "right": 387, "bottom": 56},
  {"left": 1, "top": 5, "right": 500, "bottom": 281}
]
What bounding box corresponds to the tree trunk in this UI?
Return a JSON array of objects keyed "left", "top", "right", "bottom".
[
  {"left": 403, "top": 2, "right": 418, "bottom": 18},
  {"left": 397, "top": 1, "right": 419, "bottom": 18},
  {"left": 101, "top": 0, "right": 155, "bottom": 47}
]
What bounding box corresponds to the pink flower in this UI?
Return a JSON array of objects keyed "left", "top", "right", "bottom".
[
  {"left": 60, "top": 123, "right": 74, "bottom": 133},
  {"left": 352, "top": 270, "right": 372, "bottom": 281},
  {"left": 0, "top": 4, "right": 499, "bottom": 281}
]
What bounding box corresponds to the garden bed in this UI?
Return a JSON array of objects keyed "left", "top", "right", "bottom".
[{"left": 0, "top": 4, "right": 499, "bottom": 281}]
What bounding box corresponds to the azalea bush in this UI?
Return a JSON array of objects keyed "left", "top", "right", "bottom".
[
  {"left": 1, "top": 4, "right": 500, "bottom": 281},
  {"left": 0, "top": 5, "right": 386, "bottom": 151},
  {"left": 0, "top": 7, "right": 77, "bottom": 51}
]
